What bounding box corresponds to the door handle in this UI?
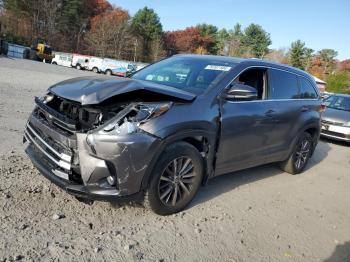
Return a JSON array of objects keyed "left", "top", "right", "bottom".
[
  {"left": 300, "top": 106, "right": 309, "bottom": 112},
  {"left": 264, "top": 109, "right": 276, "bottom": 117}
]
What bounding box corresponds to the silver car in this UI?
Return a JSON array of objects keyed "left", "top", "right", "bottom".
[{"left": 321, "top": 94, "right": 350, "bottom": 142}]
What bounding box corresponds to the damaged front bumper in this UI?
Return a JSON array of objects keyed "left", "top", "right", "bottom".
[{"left": 23, "top": 110, "right": 161, "bottom": 202}]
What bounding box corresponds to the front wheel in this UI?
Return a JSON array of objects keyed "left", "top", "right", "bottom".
[
  {"left": 105, "top": 69, "right": 112, "bottom": 75},
  {"left": 279, "top": 132, "right": 313, "bottom": 175},
  {"left": 92, "top": 67, "right": 98, "bottom": 73},
  {"left": 144, "top": 142, "right": 203, "bottom": 215},
  {"left": 76, "top": 64, "right": 81, "bottom": 70}
]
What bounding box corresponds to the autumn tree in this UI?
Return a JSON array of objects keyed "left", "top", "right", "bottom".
[
  {"left": 85, "top": 7, "right": 130, "bottom": 58},
  {"left": 164, "top": 27, "right": 214, "bottom": 55},
  {"left": 337, "top": 59, "right": 350, "bottom": 72},
  {"left": 197, "top": 23, "right": 218, "bottom": 54}
]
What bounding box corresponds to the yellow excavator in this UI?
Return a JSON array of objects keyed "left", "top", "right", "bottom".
[{"left": 23, "top": 38, "right": 55, "bottom": 63}]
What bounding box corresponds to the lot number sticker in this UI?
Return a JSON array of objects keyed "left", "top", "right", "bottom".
[{"left": 205, "top": 65, "right": 232, "bottom": 71}]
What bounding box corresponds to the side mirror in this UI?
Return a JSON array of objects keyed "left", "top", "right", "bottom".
[{"left": 223, "top": 83, "right": 258, "bottom": 101}]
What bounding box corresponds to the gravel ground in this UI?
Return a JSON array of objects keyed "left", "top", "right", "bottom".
[{"left": 0, "top": 57, "right": 350, "bottom": 262}]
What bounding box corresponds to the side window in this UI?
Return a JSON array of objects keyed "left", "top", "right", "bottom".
[
  {"left": 234, "top": 68, "right": 267, "bottom": 100},
  {"left": 268, "top": 69, "right": 299, "bottom": 99},
  {"left": 299, "top": 77, "right": 318, "bottom": 99}
]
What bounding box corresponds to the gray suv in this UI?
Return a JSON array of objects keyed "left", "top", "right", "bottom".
[{"left": 24, "top": 55, "right": 322, "bottom": 215}]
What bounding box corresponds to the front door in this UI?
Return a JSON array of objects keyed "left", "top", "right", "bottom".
[{"left": 214, "top": 67, "right": 278, "bottom": 176}]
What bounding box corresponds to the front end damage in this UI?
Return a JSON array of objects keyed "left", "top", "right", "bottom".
[{"left": 23, "top": 91, "right": 171, "bottom": 202}]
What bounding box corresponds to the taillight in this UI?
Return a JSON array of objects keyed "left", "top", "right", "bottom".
[{"left": 320, "top": 104, "right": 326, "bottom": 113}]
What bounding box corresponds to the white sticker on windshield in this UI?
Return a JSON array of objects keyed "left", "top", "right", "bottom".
[{"left": 205, "top": 65, "right": 232, "bottom": 71}]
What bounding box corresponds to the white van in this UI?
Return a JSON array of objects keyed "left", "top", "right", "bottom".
[
  {"left": 87, "top": 57, "right": 104, "bottom": 73},
  {"left": 51, "top": 53, "right": 72, "bottom": 67},
  {"left": 71, "top": 54, "right": 90, "bottom": 70},
  {"left": 100, "top": 59, "right": 129, "bottom": 75}
]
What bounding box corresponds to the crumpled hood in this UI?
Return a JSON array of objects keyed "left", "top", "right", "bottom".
[
  {"left": 322, "top": 107, "right": 350, "bottom": 124},
  {"left": 49, "top": 76, "right": 196, "bottom": 105}
]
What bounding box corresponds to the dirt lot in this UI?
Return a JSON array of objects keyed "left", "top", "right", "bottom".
[{"left": 0, "top": 57, "right": 349, "bottom": 262}]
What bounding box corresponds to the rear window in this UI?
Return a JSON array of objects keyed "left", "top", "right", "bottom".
[
  {"left": 299, "top": 77, "right": 318, "bottom": 99},
  {"left": 268, "top": 69, "right": 299, "bottom": 99}
]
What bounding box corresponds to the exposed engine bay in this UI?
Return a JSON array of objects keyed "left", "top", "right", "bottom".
[{"left": 36, "top": 91, "right": 174, "bottom": 134}]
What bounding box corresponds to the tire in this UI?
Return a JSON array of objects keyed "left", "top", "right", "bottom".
[
  {"left": 52, "top": 62, "right": 57, "bottom": 65},
  {"left": 23, "top": 49, "right": 30, "bottom": 59},
  {"left": 144, "top": 142, "right": 203, "bottom": 215},
  {"left": 279, "top": 132, "right": 313, "bottom": 175},
  {"left": 76, "top": 64, "right": 81, "bottom": 70},
  {"left": 105, "top": 69, "right": 112, "bottom": 75},
  {"left": 92, "top": 67, "right": 98, "bottom": 73},
  {"left": 29, "top": 50, "right": 38, "bottom": 61}
]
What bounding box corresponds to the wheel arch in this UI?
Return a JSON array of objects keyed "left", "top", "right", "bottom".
[
  {"left": 140, "top": 129, "right": 217, "bottom": 191},
  {"left": 287, "top": 122, "right": 321, "bottom": 158}
]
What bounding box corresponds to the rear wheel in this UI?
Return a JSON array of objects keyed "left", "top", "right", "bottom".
[
  {"left": 279, "top": 132, "right": 313, "bottom": 174},
  {"left": 144, "top": 142, "right": 203, "bottom": 215},
  {"left": 92, "top": 67, "right": 98, "bottom": 73},
  {"left": 105, "top": 69, "right": 112, "bottom": 75},
  {"left": 76, "top": 64, "right": 81, "bottom": 70},
  {"left": 52, "top": 62, "right": 57, "bottom": 65}
]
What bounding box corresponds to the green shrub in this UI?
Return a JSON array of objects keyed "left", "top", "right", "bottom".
[
  {"left": 1, "top": 32, "right": 28, "bottom": 46},
  {"left": 326, "top": 71, "right": 350, "bottom": 94}
]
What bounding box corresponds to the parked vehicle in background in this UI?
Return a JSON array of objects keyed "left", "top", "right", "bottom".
[
  {"left": 134, "top": 62, "right": 149, "bottom": 71},
  {"left": 321, "top": 94, "right": 350, "bottom": 142},
  {"left": 100, "top": 59, "right": 131, "bottom": 75},
  {"left": 111, "top": 64, "right": 137, "bottom": 77},
  {"left": 71, "top": 54, "right": 90, "bottom": 70},
  {"left": 87, "top": 57, "right": 103, "bottom": 73},
  {"left": 23, "top": 54, "right": 322, "bottom": 215},
  {"left": 51, "top": 52, "right": 72, "bottom": 67}
]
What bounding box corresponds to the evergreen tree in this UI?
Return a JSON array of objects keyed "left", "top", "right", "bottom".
[
  {"left": 131, "top": 7, "right": 163, "bottom": 60},
  {"left": 241, "top": 23, "right": 271, "bottom": 58}
]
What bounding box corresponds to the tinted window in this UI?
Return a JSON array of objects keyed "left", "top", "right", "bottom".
[
  {"left": 268, "top": 69, "right": 299, "bottom": 99},
  {"left": 299, "top": 77, "right": 318, "bottom": 99}
]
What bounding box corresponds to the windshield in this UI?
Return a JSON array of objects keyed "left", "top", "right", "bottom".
[
  {"left": 131, "top": 56, "right": 237, "bottom": 95},
  {"left": 324, "top": 95, "right": 350, "bottom": 111}
]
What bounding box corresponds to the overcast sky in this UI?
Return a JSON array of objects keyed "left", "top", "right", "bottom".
[{"left": 111, "top": 0, "right": 350, "bottom": 60}]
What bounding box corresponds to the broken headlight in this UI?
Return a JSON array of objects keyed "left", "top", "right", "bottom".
[{"left": 103, "top": 102, "right": 172, "bottom": 134}]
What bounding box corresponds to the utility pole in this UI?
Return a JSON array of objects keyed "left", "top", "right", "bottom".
[{"left": 133, "top": 38, "right": 138, "bottom": 62}]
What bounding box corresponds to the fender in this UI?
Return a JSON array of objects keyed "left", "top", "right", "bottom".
[{"left": 140, "top": 129, "right": 218, "bottom": 191}]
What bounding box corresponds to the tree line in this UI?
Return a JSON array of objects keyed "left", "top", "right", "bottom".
[{"left": 0, "top": 0, "right": 349, "bottom": 93}]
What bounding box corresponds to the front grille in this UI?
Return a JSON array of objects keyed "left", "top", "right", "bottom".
[
  {"left": 321, "top": 130, "right": 346, "bottom": 138},
  {"left": 24, "top": 122, "right": 72, "bottom": 171}
]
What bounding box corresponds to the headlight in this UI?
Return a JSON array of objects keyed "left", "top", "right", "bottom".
[
  {"left": 103, "top": 102, "right": 172, "bottom": 134},
  {"left": 42, "top": 93, "right": 54, "bottom": 104}
]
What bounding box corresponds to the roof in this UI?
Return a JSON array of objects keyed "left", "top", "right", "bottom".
[{"left": 174, "top": 54, "right": 313, "bottom": 80}]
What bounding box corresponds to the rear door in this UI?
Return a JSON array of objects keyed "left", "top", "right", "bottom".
[{"left": 266, "top": 68, "right": 303, "bottom": 161}]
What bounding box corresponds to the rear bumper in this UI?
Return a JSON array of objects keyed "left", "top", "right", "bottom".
[{"left": 25, "top": 145, "right": 142, "bottom": 202}]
